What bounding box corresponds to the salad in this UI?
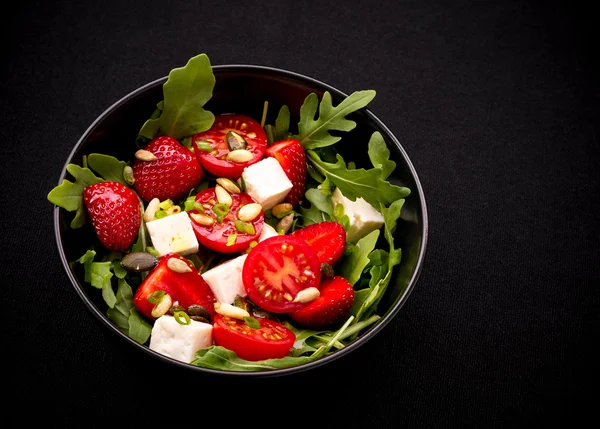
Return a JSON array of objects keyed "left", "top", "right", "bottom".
[{"left": 48, "top": 53, "right": 411, "bottom": 371}]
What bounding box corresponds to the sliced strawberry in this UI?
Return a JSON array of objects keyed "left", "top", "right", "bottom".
[
  {"left": 133, "top": 136, "right": 204, "bottom": 202},
  {"left": 83, "top": 181, "right": 141, "bottom": 252},
  {"left": 265, "top": 138, "right": 306, "bottom": 207},
  {"left": 291, "top": 221, "right": 346, "bottom": 266},
  {"left": 133, "top": 253, "right": 217, "bottom": 320},
  {"left": 289, "top": 276, "right": 355, "bottom": 329}
]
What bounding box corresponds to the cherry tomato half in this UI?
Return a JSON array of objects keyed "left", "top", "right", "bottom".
[
  {"left": 242, "top": 235, "right": 322, "bottom": 313},
  {"left": 192, "top": 114, "right": 267, "bottom": 179},
  {"left": 189, "top": 187, "right": 264, "bottom": 253},
  {"left": 212, "top": 314, "right": 296, "bottom": 361}
]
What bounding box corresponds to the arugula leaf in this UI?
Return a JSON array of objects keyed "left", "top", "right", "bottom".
[
  {"left": 307, "top": 150, "right": 410, "bottom": 208},
  {"left": 87, "top": 154, "right": 128, "bottom": 185},
  {"left": 295, "top": 90, "right": 376, "bottom": 150},
  {"left": 138, "top": 53, "right": 215, "bottom": 141},
  {"left": 339, "top": 229, "right": 380, "bottom": 286},
  {"left": 106, "top": 278, "right": 151, "bottom": 344},
  {"left": 190, "top": 346, "right": 315, "bottom": 371},
  {"left": 367, "top": 131, "right": 396, "bottom": 180},
  {"left": 47, "top": 164, "right": 103, "bottom": 228},
  {"left": 274, "top": 105, "right": 291, "bottom": 141}
]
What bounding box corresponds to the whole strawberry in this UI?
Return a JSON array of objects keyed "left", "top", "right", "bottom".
[
  {"left": 133, "top": 136, "right": 204, "bottom": 202},
  {"left": 289, "top": 276, "right": 355, "bottom": 329},
  {"left": 265, "top": 138, "right": 306, "bottom": 207},
  {"left": 83, "top": 181, "right": 141, "bottom": 252}
]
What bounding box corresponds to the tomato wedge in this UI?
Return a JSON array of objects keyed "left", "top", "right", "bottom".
[
  {"left": 189, "top": 187, "right": 264, "bottom": 253},
  {"left": 291, "top": 221, "right": 346, "bottom": 266},
  {"left": 212, "top": 314, "right": 296, "bottom": 361},
  {"left": 242, "top": 235, "right": 322, "bottom": 313},
  {"left": 192, "top": 114, "right": 267, "bottom": 179}
]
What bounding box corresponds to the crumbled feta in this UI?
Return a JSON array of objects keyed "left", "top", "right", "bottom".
[
  {"left": 145, "top": 211, "right": 199, "bottom": 257},
  {"left": 149, "top": 315, "right": 213, "bottom": 363},
  {"left": 331, "top": 187, "right": 384, "bottom": 243},
  {"left": 242, "top": 157, "right": 292, "bottom": 210},
  {"left": 258, "top": 223, "right": 279, "bottom": 242},
  {"left": 201, "top": 254, "right": 248, "bottom": 304}
]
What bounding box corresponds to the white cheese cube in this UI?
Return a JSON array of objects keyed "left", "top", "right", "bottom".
[
  {"left": 201, "top": 254, "right": 248, "bottom": 304},
  {"left": 145, "top": 211, "right": 199, "bottom": 257},
  {"left": 258, "top": 223, "right": 279, "bottom": 242},
  {"left": 149, "top": 315, "right": 213, "bottom": 363},
  {"left": 242, "top": 157, "right": 293, "bottom": 210},
  {"left": 331, "top": 187, "right": 384, "bottom": 243}
]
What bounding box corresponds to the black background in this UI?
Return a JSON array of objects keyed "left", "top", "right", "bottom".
[{"left": 4, "top": 0, "right": 598, "bottom": 427}]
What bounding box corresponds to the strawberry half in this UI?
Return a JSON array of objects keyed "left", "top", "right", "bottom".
[
  {"left": 289, "top": 276, "right": 355, "bottom": 329},
  {"left": 133, "top": 136, "right": 204, "bottom": 202},
  {"left": 291, "top": 221, "right": 346, "bottom": 266},
  {"left": 133, "top": 253, "right": 217, "bottom": 320},
  {"left": 265, "top": 138, "right": 306, "bottom": 207},
  {"left": 83, "top": 181, "right": 141, "bottom": 252}
]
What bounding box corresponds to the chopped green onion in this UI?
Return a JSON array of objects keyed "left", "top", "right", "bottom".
[
  {"left": 173, "top": 311, "right": 191, "bottom": 325},
  {"left": 244, "top": 316, "right": 261, "bottom": 329},
  {"left": 154, "top": 210, "right": 167, "bottom": 219},
  {"left": 239, "top": 176, "right": 247, "bottom": 192},
  {"left": 146, "top": 246, "right": 160, "bottom": 257},
  {"left": 213, "top": 203, "right": 230, "bottom": 223},
  {"left": 147, "top": 290, "right": 165, "bottom": 304},
  {"left": 234, "top": 219, "right": 255, "bottom": 235},
  {"left": 159, "top": 199, "right": 173, "bottom": 210},
  {"left": 195, "top": 140, "right": 213, "bottom": 152},
  {"left": 226, "top": 234, "right": 237, "bottom": 246},
  {"left": 184, "top": 196, "right": 204, "bottom": 212}
]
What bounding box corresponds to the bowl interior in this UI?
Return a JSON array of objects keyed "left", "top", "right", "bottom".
[{"left": 54, "top": 65, "right": 428, "bottom": 376}]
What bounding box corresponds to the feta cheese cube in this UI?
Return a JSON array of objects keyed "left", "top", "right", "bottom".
[
  {"left": 258, "top": 223, "right": 279, "bottom": 242},
  {"left": 145, "top": 211, "right": 199, "bottom": 257},
  {"left": 331, "top": 187, "right": 384, "bottom": 243},
  {"left": 149, "top": 315, "right": 213, "bottom": 363},
  {"left": 242, "top": 157, "right": 292, "bottom": 210},
  {"left": 201, "top": 254, "right": 248, "bottom": 304}
]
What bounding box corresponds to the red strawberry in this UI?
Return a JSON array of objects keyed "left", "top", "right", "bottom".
[
  {"left": 291, "top": 221, "right": 346, "bottom": 266},
  {"left": 132, "top": 136, "right": 204, "bottom": 202},
  {"left": 83, "top": 181, "right": 141, "bottom": 252},
  {"left": 133, "top": 253, "right": 216, "bottom": 320},
  {"left": 265, "top": 138, "right": 306, "bottom": 206},
  {"left": 289, "top": 276, "right": 355, "bottom": 329}
]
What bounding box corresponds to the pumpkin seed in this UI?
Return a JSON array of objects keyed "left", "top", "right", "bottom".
[
  {"left": 237, "top": 203, "right": 262, "bottom": 222},
  {"left": 123, "top": 166, "right": 135, "bottom": 185},
  {"left": 167, "top": 257, "right": 193, "bottom": 273},
  {"left": 135, "top": 149, "right": 157, "bottom": 162},
  {"left": 143, "top": 198, "right": 160, "bottom": 222},
  {"left": 225, "top": 130, "right": 247, "bottom": 150},
  {"left": 190, "top": 212, "right": 215, "bottom": 226},
  {"left": 226, "top": 149, "right": 254, "bottom": 163},
  {"left": 188, "top": 304, "right": 211, "bottom": 322},
  {"left": 215, "top": 185, "right": 233, "bottom": 207},
  {"left": 121, "top": 252, "right": 158, "bottom": 272},
  {"left": 216, "top": 177, "right": 241, "bottom": 194},
  {"left": 293, "top": 287, "right": 320, "bottom": 303},
  {"left": 151, "top": 293, "right": 172, "bottom": 318}
]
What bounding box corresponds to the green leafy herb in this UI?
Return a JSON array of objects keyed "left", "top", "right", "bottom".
[
  {"left": 274, "top": 105, "right": 291, "bottom": 141},
  {"left": 106, "top": 278, "right": 151, "bottom": 344},
  {"left": 295, "top": 90, "right": 376, "bottom": 150},
  {"left": 138, "top": 53, "right": 216, "bottom": 141},
  {"left": 367, "top": 131, "right": 396, "bottom": 180},
  {"left": 87, "top": 154, "right": 129, "bottom": 185},
  {"left": 307, "top": 150, "right": 410, "bottom": 208},
  {"left": 340, "top": 229, "right": 380, "bottom": 286},
  {"left": 190, "top": 346, "right": 315, "bottom": 371}
]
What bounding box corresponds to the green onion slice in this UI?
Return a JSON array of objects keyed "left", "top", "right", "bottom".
[
  {"left": 195, "top": 140, "right": 213, "bottom": 152},
  {"left": 147, "top": 290, "right": 165, "bottom": 304},
  {"left": 213, "top": 203, "right": 230, "bottom": 223},
  {"left": 173, "top": 311, "right": 191, "bottom": 325}
]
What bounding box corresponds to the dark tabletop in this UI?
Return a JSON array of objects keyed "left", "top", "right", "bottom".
[{"left": 4, "top": 0, "right": 598, "bottom": 426}]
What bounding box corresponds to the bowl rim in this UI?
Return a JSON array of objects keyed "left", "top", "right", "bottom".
[{"left": 53, "top": 63, "right": 429, "bottom": 377}]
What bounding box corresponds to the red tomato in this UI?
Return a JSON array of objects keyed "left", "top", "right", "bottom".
[
  {"left": 291, "top": 221, "right": 346, "bottom": 266},
  {"left": 242, "top": 235, "right": 322, "bottom": 313},
  {"left": 189, "top": 187, "right": 264, "bottom": 253},
  {"left": 192, "top": 114, "right": 267, "bottom": 179},
  {"left": 213, "top": 314, "right": 296, "bottom": 361}
]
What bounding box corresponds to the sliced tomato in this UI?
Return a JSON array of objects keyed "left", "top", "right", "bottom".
[
  {"left": 291, "top": 221, "right": 346, "bottom": 266},
  {"left": 192, "top": 114, "right": 267, "bottom": 179},
  {"left": 212, "top": 314, "right": 296, "bottom": 361},
  {"left": 189, "top": 187, "right": 264, "bottom": 253},
  {"left": 242, "top": 235, "right": 322, "bottom": 313}
]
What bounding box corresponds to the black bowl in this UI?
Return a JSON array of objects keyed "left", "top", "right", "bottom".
[{"left": 53, "top": 64, "right": 429, "bottom": 377}]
